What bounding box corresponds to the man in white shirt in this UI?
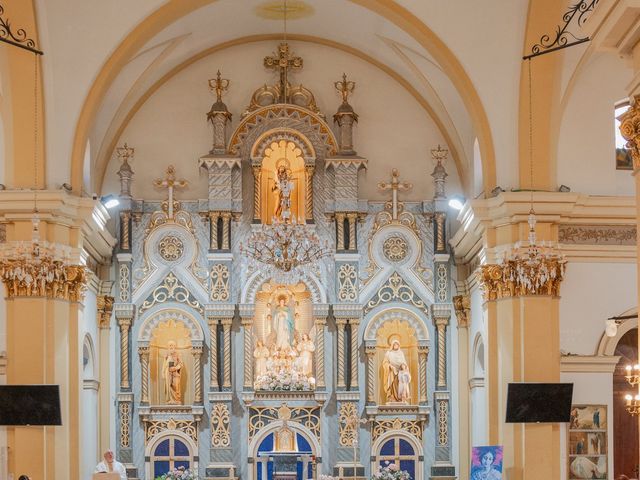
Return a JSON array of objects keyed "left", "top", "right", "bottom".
[{"left": 94, "top": 450, "right": 128, "bottom": 480}]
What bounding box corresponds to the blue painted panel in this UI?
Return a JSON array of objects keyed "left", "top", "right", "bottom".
[
  {"left": 174, "top": 439, "right": 189, "bottom": 456},
  {"left": 155, "top": 439, "right": 170, "bottom": 456},
  {"left": 154, "top": 461, "right": 170, "bottom": 478},
  {"left": 296, "top": 433, "right": 312, "bottom": 453},
  {"left": 258, "top": 433, "right": 274, "bottom": 452},
  {"left": 380, "top": 439, "right": 395, "bottom": 456},
  {"left": 399, "top": 439, "right": 414, "bottom": 455},
  {"left": 400, "top": 460, "right": 415, "bottom": 480}
]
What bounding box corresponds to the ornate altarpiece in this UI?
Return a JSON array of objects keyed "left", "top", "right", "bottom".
[{"left": 111, "top": 42, "right": 455, "bottom": 480}]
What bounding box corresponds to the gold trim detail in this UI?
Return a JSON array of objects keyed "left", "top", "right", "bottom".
[
  {"left": 337, "top": 264, "right": 358, "bottom": 302},
  {"left": 97, "top": 295, "right": 115, "bottom": 329},
  {"left": 210, "top": 264, "right": 230, "bottom": 302},
  {"left": 364, "top": 272, "right": 427, "bottom": 315},
  {"left": 145, "top": 418, "right": 198, "bottom": 444},
  {"left": 119, "top": 401, "right": 131, "bottom": 448},
  {"left": 211, "top": 403, "right": 231, "bottom": 447},
  {"left": 372, "top": 418, "right": 423, "bottom": 441},
  {"left": 478, "top": 259, "right": 564, "bottom": 301},
  {"left": 139, "top": 273, "right": 203, "bottom": 314},
  {"left": 248, "top": 404, "right": 320, "bottom": 443},
  {"left": 452, "top": 295, "right": 470, "bottom": 328},
  {"left": 338, "top": 402, "right": 358, "bottom": 447},
  {"left": 0, "top": 264, "right": 87, "bottom": 301}
]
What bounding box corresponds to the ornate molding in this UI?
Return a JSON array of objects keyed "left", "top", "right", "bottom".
[
  {"left": 139, "top": 273, "right": 203, "bottom": 314},
  {"left": 338, "top": 402, "right": 358, "bottom": 447},
  {"left": 559, "top": 224, "right": 636, "bottom": 245},
  {"left": 364, "top": 272, "right": 428, "bottom": 315},
  {"left": 145, "top": 418, "right": 198, "bottom": 444},
  {"left": 452, "top": 295, "right": 470, "bottom": 328},
  {"left": 372, "top": 418, "right": 423, "bottom": 441},
  {"left": 210, "top": 264, "right": 230, "bottom": 302},
  {"left": 97, "top": 295, "right": 114, "bottom": 329},
  {"left": 478, "top": 259, "right": 565, "bottom": 301},
  {"left": 248, "top": 404, "right": 320, "bottom": 443},
  {"left": 211, "top": 403, "right": 231, "bottom": 447},
  {"left": 619, "top": 96, "right": 640, "bottom": 172},
  {"left": 337, "top": 263, "right": 358, "bottom": 302}
]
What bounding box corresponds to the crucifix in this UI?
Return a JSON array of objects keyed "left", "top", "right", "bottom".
[
  {"left": 154, "top": 165, "right": 187, "bottom": 219},
  {"left": 378, "top": 169, "right": 412, "bottom": 220},
  {"left": 264, "top": 42, "right": 303, "bottom": 103}
]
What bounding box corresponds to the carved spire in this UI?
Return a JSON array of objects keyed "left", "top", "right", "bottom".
[
  {"left": 116, "top": 143, "right": 135, "bottom": 198},
  {"left": 333, "top": 73, "right": 359, "bottom": 155},
  {"left": 207, "top": 70, "right": 232, "bottom": 155}
]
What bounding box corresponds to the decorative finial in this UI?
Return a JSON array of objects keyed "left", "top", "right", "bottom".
[
  {"left": 208, "top": 70, "right": 230, "bottom": 103},
  {"left": 116, "top": 143, "right": 134, "bottom": 164},
  {"left": 116, "top": 143, "right": 135, "bottom": 198},
  {"left": 430, "top": 145, "right": 448, "bottom": 200},
  {"left": 431, "top": 144, "right": 448, "bottom": 164},
  {"left": 335, "top": 72, "right": 355, "bottom": 104}
]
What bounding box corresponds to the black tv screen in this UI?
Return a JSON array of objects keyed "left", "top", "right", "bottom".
[
  {"left": 505, "top": 383, "right": 573, "bottom": 423},
  {"left": 0, "top": 385, "right": 62, "bottom": 426}
]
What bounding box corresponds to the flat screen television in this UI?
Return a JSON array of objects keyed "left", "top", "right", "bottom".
[
  {"left": 505, "top": 382, "right": 573, "bottom": 423},
  {"left": 0, "top": 385, "right": 62, "bottom": 426}
]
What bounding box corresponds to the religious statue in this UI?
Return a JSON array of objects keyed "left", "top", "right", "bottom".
[
  {"left": 398, "top": 363, "right": 412, "bottom": 403},
  {"left": 296, "top": 333, "right": 315, "bottom": 376},
  {"left": 272, "top": 296, "right": 295, "bottom": 350},
  {"left": 382, "top": 339, "right": 409, "bottom": 404},
  {"left": 162, "top": 340, "right": 184, "bottom": 405},
  {"left": 272, "top": 163, "right": 294, "bottom": 221},
  {"left": 254, "top": 340, "right": 270, "bottom": 378}
]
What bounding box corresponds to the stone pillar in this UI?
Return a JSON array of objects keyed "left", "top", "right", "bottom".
[
  {"left": 365, "top": 345, "right": 376, "bottom": 405},
  {"left": 305, "top": 165, "right": 315, "bottom": 223},
  {"left": 192, "top": 345, "right": 203, "bottom": 404},
  {"left": 221, "top": 212, "right": 231, "bottom": 250},
  {"left": 314, "top": 316, "right": 327, "bottom": 389},
  {"left": 98, "top": 296, "right": 114, "bottom": 455},
  {"left": 453, "top": 294, "right": 471, "bottom": 480},
  {"left": 119, "top": 210, "right": 132, "bottom": 251},
  {"left": 242, "top": 319, "right": 253, "bottom": 390},
  {"left": 346, "top": 213, "right": 357, "bottom": 251},
  {"left": 209, "top": 212, "right": 221, "bottom": 251},
  {"left": 139, "top": 346, "right": 150, "bottom": 404},
  {"left": 209, "top": 319, "right": 219, "bottom": 390},
  {"left": 222, "top": 319, "right": 232, "bottom": 390},
  {"left": 435, "top": 317, "right": 448, "bottom": 389},
  {"left": 349, "top": 319, "right": 359, "bottom": 390},
  {"left": 418, "top": 346, "right": 429, "bottom": 405},
  {"left": 336, "top": 318, "right": 347, "bottom": 389},
  {"left": 252, "top": 165, "right": 261, "bottom": 223},
  {"left": 118, "top": 317, "right": 132, "bottom": 390},
  {"left": 336, "top": 212, "right": 346, "bottom": 251}
]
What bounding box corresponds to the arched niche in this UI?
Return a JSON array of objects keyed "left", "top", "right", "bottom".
[
  {"left": 597, "top": 307, "right": 637, "bottom": 356},
  {"left": 364, "top": 307, "right": 430, "bottom": 344},
  {"left": 138, "top": 308, "right": 205, "bottom": 344},
  {"left": 145, "top": 430, "right": 198, "bottom": 480},
  {"left": 472, "top": 332, "right": 485, "bottom": 378},
  {"left": 241, "top": 269, "right": 327, "bottom": 305},
  {"left": 82, "top": 333, "right": 96, "bottom": 381},
  {"left": 371, "top": 430, "right": 424, "bottom": 480}
]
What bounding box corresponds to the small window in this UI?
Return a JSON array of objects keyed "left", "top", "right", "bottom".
[{"left": 615, "top": 102, "right": 632, "bottom": 170}]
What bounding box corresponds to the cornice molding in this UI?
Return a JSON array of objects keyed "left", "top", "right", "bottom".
[{"left": 560, "top": 354, "right": 621, "bottom": 373}]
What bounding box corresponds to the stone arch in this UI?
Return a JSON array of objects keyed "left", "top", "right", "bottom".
[
  {"left": 251, "top": 127, "right": 316, "bottom": 163},
  {"left": 145, "top": 430, "right": 198, "bottom": 480},
  {"left": 137, "top": 308, "right": 205, "bottom": 344},
  {"left": 597, "top": 307, "right": 638, "bottom": 356},
  {"left": 82, "top": 333, "right": 97, "bottom": 381},
  {"left": 371, "top": 429, "right": 424, "bottom": 480},
  {"left": 472, "top": 332, "right": 485, "bottom": 378},
  {"left": 71, "top": 1, "right": 497, "bottom": 195},
  {"left": 364, "top": 306, "right": 430, "bottom": 344},
  {"left": 241, "top": 269, "right": 327, "bottom": 305}
]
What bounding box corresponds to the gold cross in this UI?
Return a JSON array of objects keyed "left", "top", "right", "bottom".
[
  {"left": 116, "top": 143, "right": 134, "bottom": 163},
  {"left": 154, "top": 165, "right": 187, "bottom": 219},
  {"left": 431, "top": 144, "right": 448, "bottom": 163},
  {"left": 264, "top": 42, "right": 303, "bottom": 103},
  {"left": 378, "top": 169, "right": 412, "bottom": 220},
  {"left": 208, "top": 70, "right": 229, "bottom": 102},
  {"left": 335, "top": 73, "right": 355, "bottom": 104}
]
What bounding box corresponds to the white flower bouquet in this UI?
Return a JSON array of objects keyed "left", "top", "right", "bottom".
[
  {"left": 371, "top": 463, "right": 411, "bottom": 480},
  {"left": 155, "top": 466, "right": 197, "bottom": 480},
  {"left": 254, "top": 370, "right": 316, "bottom": 391}
]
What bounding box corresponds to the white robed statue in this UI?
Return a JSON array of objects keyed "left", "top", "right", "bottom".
[
  {"left": 254, "top": 340, "right": 270, "bottom": 378},
  {"left": 272, "top": 297, "right": 295, "bottom": 350},
  {"left": 296, "top": 333, "right": 315, "bottom": 376},
  {"left": 382, "top": 339, "right": 409, "bottom": 404}
]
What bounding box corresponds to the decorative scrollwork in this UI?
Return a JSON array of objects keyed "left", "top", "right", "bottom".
[
  {"left": 210, "top": 264, "right": 230, "bottom": 302},
  {"left": 337, "top": 264, "right": 358, "bottom": 302},
  {"left": 0, "top": 5, "right": 42, "bottom": 55},
  {"left": 559, "top": 224, "right": 637, "bottom": 245},
  {"left": 436, "top": 264, "right": 448, "bottom": 302},
  {"left": 248, "top": 404, "right": 320, "bottom": 443},
  {"left": 437, "top": 400, "right": 449, "bottom": 446},
  {"left": 383, "top": 235, "right": 409, "bottom": 262},
  {"left": 211, "top": 403, "right": 231, "bottom": 447},
  {"left": 338, "top": 402, "right": 358, "bottom": 447},
  {"left": 145, "top": 418, "right": 198, "bottom": 444},
  {"left": 372, "top": 418, "right": 423, "bottom": 441},
  {"left": 525, "top": 0, "right": 599, "bottom": 59},
  {"left": 158, "top": 235, "right": 184, "bottom": 262},
  {"left": 119, "top": 263, "right": 130, "bottom": 303},
  {"left": 119, "top": 402, "right": 131, "bottom": 448},
  {"left": 139, "top": 273, "right": 203, "bottom": 314},
  {"left": 364, "top": 272, "right": 427, "bottom": 315}
]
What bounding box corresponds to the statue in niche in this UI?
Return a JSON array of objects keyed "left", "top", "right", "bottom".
[
  {"left": 163, "top": 340, "right": 184, "bottom": 405},
  {"left": 398, "top": 363, "right": 412, "bottom": 403},
  {"left": 272, "top": 162, "right": 294, "bottom": 221},
  {"left": 275, "top": 421, "right": 296, "bottom": 452},
  {"left": 254, "top": 340, "right": 270, "bottom": 378},
  {"left": 272, "top": 295, "right": 295, "bottom": 350},
  {"left": 382, "top": 339, "right": 409, "bottom": 404},
  {"left": 296, "top": 333, "right": 315, "bottom": 376}
]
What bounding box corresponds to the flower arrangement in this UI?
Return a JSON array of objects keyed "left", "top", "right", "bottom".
[
  {"left": 371, "top": 463, "right": 411, "bottom": 480},
  {"left": 254, "top": 370, "right": 316, "bottom": 391},
  {"left": 155, "top": 466, "right": 197, "bottom": 480}
]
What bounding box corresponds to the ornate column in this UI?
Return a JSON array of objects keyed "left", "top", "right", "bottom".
[
  {"left": 222, "top": 319, "right": 232, "bottom": 390},
  {"left": 192, "top": 345, "right": 204, "bottom": 404},
  {"left": 335, "top": 212, "right": 346, "bottom": 251},
  {"left": 453, "top": 294, "right": 471, "bottom": 480},
  {"left": 434, "top": 212, "right": 447, "bottom": 254},
  {"left": 117, "top": 316, "right": 132, "bottom": 390},
  {"left": 336, "top": 318, "right": 347, "bottom": 389},
  {"left": 139, "top": 346, "right": 150, "bottom": 404},
  {"left": 242, "top": 319, "right": 253, "bottom": 390},
  {"left": 119, "top": 211, "right": 132, "bottom": 251},
  {"left": 305, "top": 164, "right": 315, "bottom": 223},
  {"left": 209, "top": 319, "right": 219, "bottom": 390},
  {"left": 418, "top": 346, "right": 429, "bottom": 405},
  {"left": 434, "top": 316, "right": 449, "bottom": 389},
  {"left": 209, "top": 212, "right": 221, "bottom": 250},
  {"left": 221, "top": 212, "right": 231, "bottom": 250},
  {"left": 349, "top": 319, "right": 359, "bottom": 390},
  {"left": 252, "top": 165, "right": 262, "bottom": 222},
  {"left": 365, "top": 345, "right": 376, "bottom": 405},
  {"left": 97, "top": 294, "right": 114, "bottom": 455},
  {"left": 346, "top": 213, "right": 358, "bottom": 251},
  {"left": 313, "top": 309, "right": 328, "bottom": 389}
]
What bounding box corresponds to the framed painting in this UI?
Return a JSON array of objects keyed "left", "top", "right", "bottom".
[{"left": 567, "top": 405, "right": 607, "bottom": 480}]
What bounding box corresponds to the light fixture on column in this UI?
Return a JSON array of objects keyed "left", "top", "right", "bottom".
[
  {"left": 625, "top": 394, "right": 640, "bottom": 416},
  {"left": 495, "top": 60, "right": 566, "bottom": 294}
]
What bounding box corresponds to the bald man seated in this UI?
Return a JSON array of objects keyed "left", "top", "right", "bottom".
[{"left": 94, "top": 450, "right": 127, "bottom": 480}]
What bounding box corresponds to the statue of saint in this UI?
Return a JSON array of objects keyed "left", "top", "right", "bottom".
[
  {"left": 272, "top": 296, "right": 295, "bottom": 350},
  {"left": 296, "top": 333, "right": 315, "bottom": 376},
  {"left": 254, "top": 340, "right": 270, "bottom": 378},
  {"left": 398, "top": 363, "right": 412, "bottom": 403},
  {"left": 382, "top": 339, "right": 409, "bottom": 404},
  {"left": 162, "top": 340, "right": 184, "bottom": 405},
  {"left": 272, "top": 164, "right": 294, "bottom": 221}
]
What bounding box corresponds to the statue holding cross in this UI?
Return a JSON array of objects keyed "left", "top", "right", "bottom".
[
  {"left": 378, "top": 169, "right": 413, "bottom": 220},
  {"left": 264, "top": 42, "right": 303, "bottom": 103}
]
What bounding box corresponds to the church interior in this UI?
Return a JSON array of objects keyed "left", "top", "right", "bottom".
[{"left": 1, "top": 1, "right": 640, "bottom": 479}]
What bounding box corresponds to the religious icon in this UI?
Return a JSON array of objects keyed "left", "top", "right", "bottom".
[
  {"left": 470, "top": 446, "right": 503, "bottom": 480},
  {"left": 162, "top": 340, "right": 184, "bottom": 405},
  {"left": 272, "top": 295, "right": 295, "bottom": 350},
  {"left": 254, "top": 340, "right": 270, "bottom": 378},
  {"left": 272, "top": 161, "right": 294, "bottom": 221},
  {"left": 382, "top": 339, "right": 409, "bottom": 404},
  {"left": 398, "top": 363, "right": 412, "bottom": 403},
  {"left": 296, "top": 333, "right": 315, "bottom": 376}
]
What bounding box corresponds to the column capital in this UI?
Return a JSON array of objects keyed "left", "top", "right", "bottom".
[
  {"left": 138, "top": 345, "right": 150, "bottom": 356},
  {"left": 452, "top": 294, "right": 470, "bottom": 328},
  {"left": 619, "top": 95, "right": 640, "bottom": 173},
  {"left": 118, "top": 317, "right": 132, "bottom": 329},
  {"left": 97, "top": 295, "right": 114, "bottom": 329},
  {"left": 191, "top": 345, "right": 204, "bottom": 355},
  {"left": 205, "top": 303, "right": 236, "bottom": 320}
]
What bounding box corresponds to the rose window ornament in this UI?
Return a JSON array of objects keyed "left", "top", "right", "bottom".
[
  {"left": 383, "top": 235, "right": 409, "bottom": 262},
  {"left": 158, "top": 235, "right": 184, "bottom": 262}
]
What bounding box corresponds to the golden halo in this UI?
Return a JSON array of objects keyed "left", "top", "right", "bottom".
[{"left": 387, "top": 334, "right": 401, "bottom": 347}]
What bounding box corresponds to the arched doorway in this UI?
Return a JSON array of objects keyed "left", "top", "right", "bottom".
[
  {"left": 371, "top": 431, "right": 423, "bottom": 480},
  {"left": 614, "top": 327, "right": 639, "bottom": 478},
  {"left": 146, "top": 432, "right": 197, "bottom": 479}
]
